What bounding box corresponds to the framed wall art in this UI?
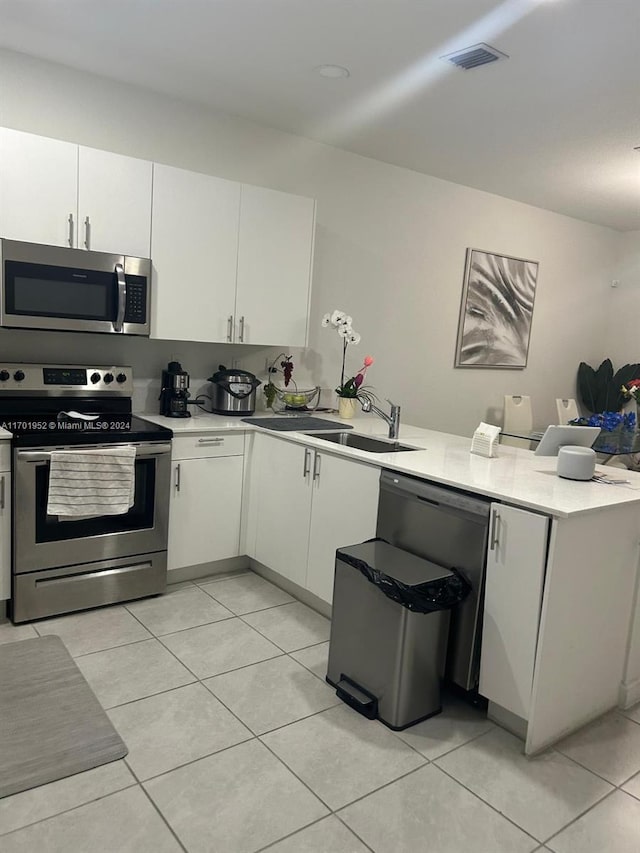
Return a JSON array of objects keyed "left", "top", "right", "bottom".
[{"left": 454, "top": 248, "right": 540, "bottom": 369}]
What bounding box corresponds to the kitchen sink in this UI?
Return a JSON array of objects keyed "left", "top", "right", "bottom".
[{"left": 308, "top": 432, "right": 421, "bottom": 453}]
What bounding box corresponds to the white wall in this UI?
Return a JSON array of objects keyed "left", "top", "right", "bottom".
[
  {"left": 0, "top": 48, "right": 624, "bottom": 434},
  {"left": 605, "top": 231, "right": 640, "bottom": 369}
]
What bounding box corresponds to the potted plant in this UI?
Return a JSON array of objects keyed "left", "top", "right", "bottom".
[
  {"left": 577, "top": 359, "right": 640, "bottom": 414},
  {"left": 321, "top": 310, "right": 374, "bottom": 418}
]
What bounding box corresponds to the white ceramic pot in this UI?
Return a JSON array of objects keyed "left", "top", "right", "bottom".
[{"left": 338, "top": 397, "right": 357, "bottom": 419}]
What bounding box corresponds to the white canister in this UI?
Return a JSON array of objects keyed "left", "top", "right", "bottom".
[{"left": 557, "top": 445, "right": 596, "bottom": 480}]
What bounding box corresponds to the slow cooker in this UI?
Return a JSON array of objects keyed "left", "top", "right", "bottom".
[{"left": 208, "top": 365, "right": 261, "bottom": 415}]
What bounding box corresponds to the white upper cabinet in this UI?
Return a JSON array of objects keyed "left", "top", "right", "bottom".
[
  {"left": 78, "top": 147, "right": 152, "bottom": 257},
  {"left": 0, "top": 126, "right": 316, "bottom": 347},
  {"left": 151, "top": 163, "right": 240, "bottom": 344},
  {"left": 235, "top": 184, "right": 315, "bottom": 347},
  {"left": 0, "top": 128, "right": 78, "bottom": 248}
]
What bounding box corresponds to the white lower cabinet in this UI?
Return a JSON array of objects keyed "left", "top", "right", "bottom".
[
  {"left": 168, "top": 436, "right": 244, "bottom": 574},
  {"left": 253, "top": 438, "right": 312, "bottom": 587},
  {"left": 479, "top": 503, "right": 549, "bottom": 720},
  {"left": 253, "top": 434, "right": 380, "bottom": 604},
  {"left": 0, "top": 467, "right": 10, "bottom": 602},
  {"left": 306, "top": 452, "right": 380, "bottom": 603}
]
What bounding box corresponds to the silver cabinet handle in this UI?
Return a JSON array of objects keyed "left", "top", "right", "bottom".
[
  {"left": 489, "top": 508, "right": 500, "bottom": 550},
  {"left": 113, "top": 263, "right": 127, "bottom": 333},
  {"left": 312, "top": 451, "right": 321, "bottom": 482},
  {"left": 174, "top": 463, "right": 181, "bottom": 492},
  {"left": 197, "top": 437, "right": 223, "bottom": 444},
  {"left": 227, "top": 315, "right": 233, "bottom": 343},
  {"left": 239, "top": 315, "right": 245, "bottom": 343},
  {"left": 67, "top": 213, "right": 74, "bottom": 247},
  {"left": 84, "top": 215, "right": 90, "bottom": 249},
  {"left": 0, "top": 475, "right": 4, "bottom": 510},
  {"left": 303, "top": 448, "right": 311, "bottom": 478}
]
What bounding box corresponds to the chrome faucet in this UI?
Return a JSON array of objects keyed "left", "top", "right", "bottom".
[{"left": 359, "top": 397, "right": 401, "bottom": 439}]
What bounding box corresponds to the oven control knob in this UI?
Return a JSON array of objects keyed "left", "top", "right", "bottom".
[
  {"left": 90, "top": 372, "right": 101, "bottom": 384},
  {"left": 116, "top": 373, "right": 127, "bottom": 384},
  {"left": 104, "top": 373, "right": 114, "bottom": 384},
  {"left": 0, "top": 370, "right": 9, "bottom": 381},
  {"left": 13, "top": 370, "right": 25, "bottom": 382}
]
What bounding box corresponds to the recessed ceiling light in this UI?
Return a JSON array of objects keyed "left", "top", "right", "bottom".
[{"left": 316, "top": 64, "right": 350, "bottom": 79}]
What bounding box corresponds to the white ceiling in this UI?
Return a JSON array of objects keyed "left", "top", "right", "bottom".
[{"left": 0, "top": 0, "right": 638, "bottom": 231}]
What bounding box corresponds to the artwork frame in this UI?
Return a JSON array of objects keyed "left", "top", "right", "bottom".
[{"left": 454, "top": 248, "right": 540, "bottom": 369}]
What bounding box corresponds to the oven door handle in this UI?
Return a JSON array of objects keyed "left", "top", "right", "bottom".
[
  {"left": 113, "top": 263, "right": 127, "bottom": 333},
  {"left": 17, "top": 443, "right": 172, "bottom": 463}
]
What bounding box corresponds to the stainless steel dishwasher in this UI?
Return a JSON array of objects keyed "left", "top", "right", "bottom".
[{"left": 376, "top": 470, "right": 492, "bottom": 693}]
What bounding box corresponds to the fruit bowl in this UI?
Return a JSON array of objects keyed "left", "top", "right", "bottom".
[{"left": 274, "top": 386, "right": 320, "bottom": 410}]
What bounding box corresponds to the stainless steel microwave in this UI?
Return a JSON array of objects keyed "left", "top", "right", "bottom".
[{"left": 0, "top": 239, "right": 151, "bottom": 336}]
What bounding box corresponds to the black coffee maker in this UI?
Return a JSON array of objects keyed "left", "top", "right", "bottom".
[{"left": 159, "top": 361, "right": 191, "bottom": 418}]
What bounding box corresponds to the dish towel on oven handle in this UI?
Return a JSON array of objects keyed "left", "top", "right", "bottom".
[{"left": 46, "top": 446, "right": 136, "bottom": 519}]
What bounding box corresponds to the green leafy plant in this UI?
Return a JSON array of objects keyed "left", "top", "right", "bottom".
[{"left": 577, "top": 359, "right": 640, "bottom": 414}]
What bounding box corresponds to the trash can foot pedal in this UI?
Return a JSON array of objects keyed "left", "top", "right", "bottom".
[{"left": 335, "top": 675, "right": 378, "bottom": 720}]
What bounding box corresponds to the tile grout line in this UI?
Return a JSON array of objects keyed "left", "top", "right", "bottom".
[
  {"left": 0, "top": 777, "right": 139, "bottom": 839},
  {"left": 196, "top": 581, "right": 296, "bottom": 613},
  {"left": 331, "top": 812, "right": 378, "bottom": 853},
  {"left": 431, "top": 762, "right": 543, "bottom": 846},
  {"left": 236, "top": 606, "right": 331, "bottom": 654},
  {"left": 124, "top": 759, "right": 189, "bottom": 853},
  {"left": 540, "top": 786, "right": 620, "bottom": 848},
  {"left": 257, "top": 728, "right": 436, "bottom": 819},
  {"left": 71, "top": 634, "right": 156, "bottom": 660},
  {"left": 551, "top": 743, "right": 633, "bottom": 789},
  {"left": 402, "top": 721, "right": 498, "bottom": 764},
  {"left": 255, "top": 811, "right": 377, "bottom": 853}
]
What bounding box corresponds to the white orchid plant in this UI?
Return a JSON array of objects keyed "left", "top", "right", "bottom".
[{"left": 321, "top": 309, "right": 374, "bottom": 398}]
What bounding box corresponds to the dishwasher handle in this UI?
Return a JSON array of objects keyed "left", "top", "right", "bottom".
[{"left": 379, "top": 470, "right": 491, "bottom": 520}]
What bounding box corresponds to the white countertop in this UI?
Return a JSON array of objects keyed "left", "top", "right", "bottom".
[{"left": 140, "top": 411, "right": 640, "bottom": 518}]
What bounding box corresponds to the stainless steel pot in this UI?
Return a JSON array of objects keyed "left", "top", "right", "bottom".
[{"left": 208, "top": 365, "right": 260, "bottom": 415}]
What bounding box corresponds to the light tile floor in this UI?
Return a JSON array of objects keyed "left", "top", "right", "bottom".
[{"left": 0, "top": 570, "right": 639, "bottom": 852}]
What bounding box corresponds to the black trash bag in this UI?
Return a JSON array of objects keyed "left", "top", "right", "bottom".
[{"left": 336, "top": 538, "right": 471, "bottom": 613}]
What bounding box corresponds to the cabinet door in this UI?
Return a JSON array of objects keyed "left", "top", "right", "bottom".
[
  {"left": 0, "top": 472, "right": 10, "bottom": 601},
  {"left": 78, "top": 147, "right": 152, "bottom": 257},
  {"left": 307, "top": 453, "right": 380, "bottom": 604},
  {"left": 151, "top": 163, "right": 240, "bottom": 343},
  {"left": 235, "top": 184, "right": 315, "bottom": 346},
  {"left": 479, "top": 503, "right": 549, "bottom": 720},
  {"left": 253, "top": 435, "right": 313, "bottom": 587},
  {"left": 168, "top": 456, "right": 243, "bottom": 572},
  {"left": 0, "top": 128, "right": 78, "bottom": 247}
]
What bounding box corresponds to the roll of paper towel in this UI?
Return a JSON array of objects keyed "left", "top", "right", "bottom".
[{"left": 557, "top": 445, "right": 596, "bottom": 480}]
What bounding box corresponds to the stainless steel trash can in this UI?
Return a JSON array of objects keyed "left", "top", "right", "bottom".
[{"left": 326, "top": 540, "right": 455, "bottom": 730}]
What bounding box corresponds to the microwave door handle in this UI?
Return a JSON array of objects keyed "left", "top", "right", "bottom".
[{"left": 114, "top": 263, "right": 126, "bottom": 333}]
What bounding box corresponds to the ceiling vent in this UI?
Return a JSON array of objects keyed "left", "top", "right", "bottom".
[{"left": 441, "top": 43, "right": 508, "bottom": 71}]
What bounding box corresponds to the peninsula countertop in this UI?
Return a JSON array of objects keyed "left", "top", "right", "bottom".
[{"left": 138, "top": 411, "right": 640, "bottom": 518}]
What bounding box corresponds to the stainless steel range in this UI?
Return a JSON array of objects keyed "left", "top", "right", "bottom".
[{"left": 0, "top": 363, "right": 172, "bottom": 623}]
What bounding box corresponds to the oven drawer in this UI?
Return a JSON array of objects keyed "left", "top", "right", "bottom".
[
  {"left": 172, "top": 432, "right": 244, "bottom": 460},
  {"left": 12, "top": 551, "right": 167, "bottom": 623},
  {"left": 0, "top": 441, "right": 10, "bottom": 472}
]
